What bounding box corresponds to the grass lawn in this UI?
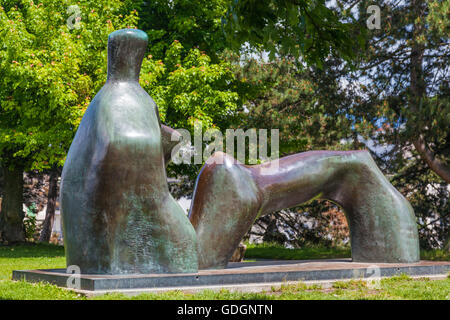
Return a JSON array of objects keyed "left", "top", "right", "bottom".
[
  {"left": 244, "top": 242, "right": 351, "bottom": 260},
  {"left": 0, "top": 243, "right": 448, "bottom": 300},
  {"left": 244, "top": 242, "right": 450, "bottom": 261}
]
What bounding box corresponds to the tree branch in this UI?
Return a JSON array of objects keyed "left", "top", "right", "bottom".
[{"left": 413, "top": 134, "right": 450, "bottom": 183}]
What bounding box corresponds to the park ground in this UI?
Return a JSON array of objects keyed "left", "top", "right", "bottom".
[{"left": 0, "top": 243, "right": 448, "bottom": 300}]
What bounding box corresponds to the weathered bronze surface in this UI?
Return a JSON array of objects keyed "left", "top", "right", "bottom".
[
  {"left": 60, "top": 29, "right": 197, "bottom": 274},
  {"left": 61, "top": 29, "right": 419, "bottom": 275},
  {"left": 160, "top": 124, "right": 181, "bottom": 165},
  {"left": 189, "top": 151, "right": 420, "bottom": 269}
]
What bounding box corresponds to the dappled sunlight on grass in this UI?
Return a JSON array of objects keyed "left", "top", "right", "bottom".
[{"left": 0, "top": 243, "right": 66, "bottom": 280}]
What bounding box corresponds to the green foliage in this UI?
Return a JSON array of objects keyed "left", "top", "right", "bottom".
[
  {"left": 244, "top": 242, "right": 351, "bottom": 260},
  {"left": 338, "top": 0, "right": 450, "bottom": 248},
  {"left": 222, "top": 0, "right": 364, "bottom": 66},
  {"left": 0, "top": 0, "right": 138, "bottom": 171},
  {"left": 139, "top": 41, "right": 242, "bottom": 179},
  {"left": 230, "top": 53, "right": 355, "bottom": 155},
  {"left": 0, "top": 1, "right": 241, "bottom": 174},
  {"left": 132, "top": 0, "right": 229, "bottom": 61},
  {"left": 237, "top": 1, "right": 448, "bottom": 249},
  {"left": 427, "top": 0, "right": 450, "bottom": 37},
  {"left": 23, "top": 202, "right": 37, "bottom": 240},
  {"left": 140, "top": 41, "right": 240, "bottom": 131}
]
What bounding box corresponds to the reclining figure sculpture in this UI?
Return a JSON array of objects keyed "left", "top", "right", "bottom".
[{"left": 60, "top": 29, "right": 420, "bottom": 274}]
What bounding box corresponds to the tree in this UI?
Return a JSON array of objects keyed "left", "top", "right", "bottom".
[
  {"left": 131, "top": 0, "right": 229, "bottom": 61},
  {"left": 336, "top": 0, "right": 449, "bottom": 247},
  {"left": 344, "top": 0, "right": 449, "bottom": 183},
  {"left": 226, "top": 0, "right": 449, "bottom": 248},
  {"left": 38, "top": 167, "right": 59, "bottom": 242},
  {"left": 228, "top": 53, "right": 356, "bottom": 154},
  {"left": 0, "top": 0, "right": 139, "bottom": 243},
  {"left": 141, "top": 41, "right": 240, "bottom": 131},
  {"left": 222, "top": 0, "right": 363, "bottom": 65},
  {"left": 0, "top": 0, "right": 242, "bottom": 242},
  {"left": 409, "top": 0, "right": 449, "bottom": 183},
  {"left": 134, "top": 0, "right": 364, "bottom": 66},
  {"left": 140, "top": 40, "right": 242, "bottom": 180},
  {"left": 0, "top": 161, "right": 23, "bottom": 242}
]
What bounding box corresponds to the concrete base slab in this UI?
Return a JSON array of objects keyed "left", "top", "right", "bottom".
[
  {"left": 13, "top": 259, "right": 450, "bottom": 295},
  {"left": 71, "top": 274, "right": 448, "bottom": 297}
]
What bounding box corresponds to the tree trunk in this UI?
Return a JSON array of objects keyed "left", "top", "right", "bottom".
[
  {"left": 229, "top": 242, "right": 247, "bottom": 262},
  {"left": 0, "top": 165, "right": 25, "bottom": 243},
  {"left": 444, "top": 238, "right": 449, "bottom": 252},
  {"left": 39, "top": 169, "right": 59, "bottom": 243},
  {"left": 409, "top": 0, "right": 450, "bottom": 183},
  {"left": 262, "top": 213, "right": 286, "bottom": 244}
]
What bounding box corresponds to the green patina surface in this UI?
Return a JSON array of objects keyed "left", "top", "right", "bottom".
[
  {"left": 190, "top": 150, "right": 420, "bottom": 269},
  {"left": 60, "top": 29, "right": 197, "bottom": 274}
]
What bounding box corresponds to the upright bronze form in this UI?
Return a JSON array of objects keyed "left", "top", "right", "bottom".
[
  {"left": 189, "top": 151, "right": 420, "bottom": 269},
  {"left": 60, "top": 29, "right": 197, "bottom": 274},
  {"left": 61, "top": 29, "right": 419, "bottom": 275}
]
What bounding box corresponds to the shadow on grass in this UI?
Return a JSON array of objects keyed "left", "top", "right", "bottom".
[
  {"left": 0, "top": 243, "right": 65, "bottom": 258},
  {"left": 1, "top": 242, "right": 448, "bottom": 261},
  {"left": 244, "top": 243, "right": 351, "bottom": 260},
  {"left": 420, "top": 249, "right": 450, "bottom": 261},
  {"left": 244, "top": 242, "right": 450, "bottom": 262}
]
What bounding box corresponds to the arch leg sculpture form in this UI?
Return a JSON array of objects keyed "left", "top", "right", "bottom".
[{"left": 189, "top": 151, "right": 420, "bottom": 269}]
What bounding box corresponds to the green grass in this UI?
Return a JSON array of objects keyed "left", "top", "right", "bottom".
[
  {"left": 0, "top": 243, "right": 449, "bottom": 300},
  {"left": 0, "top": 243, "right": 66, "bottom": 280},
  {"left": 244, "top": 242, "right": 351, "bottom": 260},
  {"left": 244, "top": 242, "right": 450, "bottom": 262},
  {"left": 420, "top": 249, "right": 450, "bottom": 261},
  {"left": 0, "top": 243, "right": 80, "bottom": 300},
  {"left": 93, "top": 275, "right": 450, "bottom": 300}
]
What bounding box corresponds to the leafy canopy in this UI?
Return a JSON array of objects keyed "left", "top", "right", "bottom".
[
  {"left": 133, "top": 0, "right": 229, "bottom": 61},
  {"left": 221, "top": 0, "right": 363, "bottom": 66},
  {"left": 0, "top": 0, "right": 138, "bottom": 170},
  {"left": 141, "top": 41, "right": 240, "bottom": 131},
  {"left": 0, "top": 0, "right": 241, "bottom": 171}
]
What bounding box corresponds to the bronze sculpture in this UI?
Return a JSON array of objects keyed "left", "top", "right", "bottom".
[
  {"left": 60, "top": 29, "right": 419, "bottom": 275},
  {"left": 190, "top": 151, "right": 420, "bottom": 269},
  {"left": 60, "top": 29, "right": 197, "bottom": 274}
]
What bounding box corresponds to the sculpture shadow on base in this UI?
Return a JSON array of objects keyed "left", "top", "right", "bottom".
[{"left": 60, "top": 29, "right": 419, "bottom": 275}]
